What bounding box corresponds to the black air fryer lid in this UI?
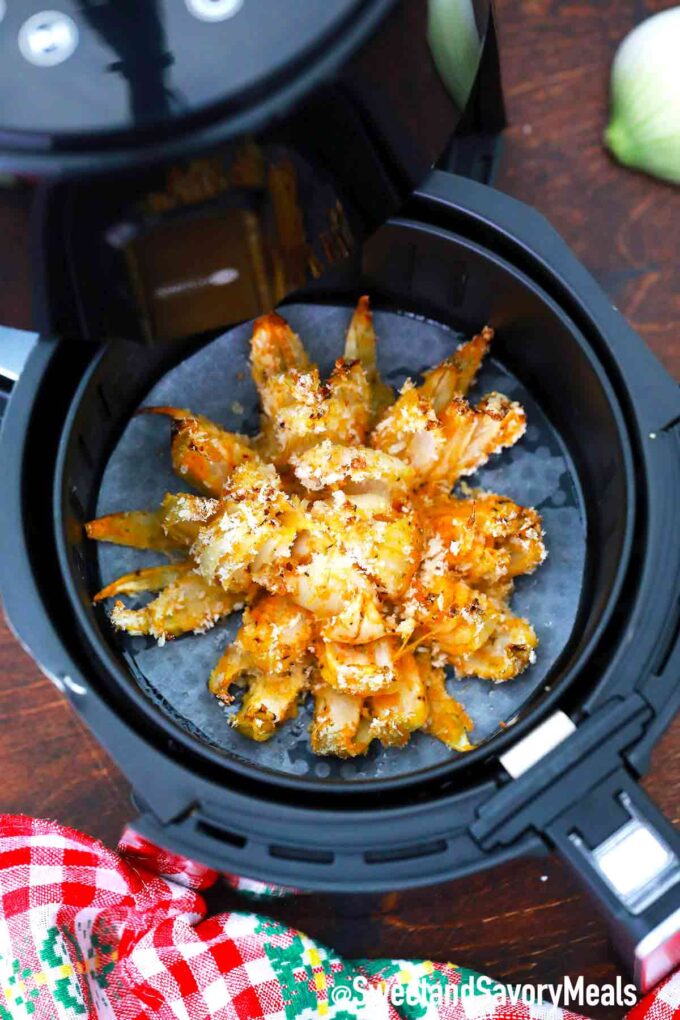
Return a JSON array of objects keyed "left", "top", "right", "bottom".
[{"left": 0, "top": 0, "right": 391, "bottom": 167}]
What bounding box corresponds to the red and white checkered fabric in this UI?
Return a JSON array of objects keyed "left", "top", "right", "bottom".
[
  {"left": 628, "top": 973, "right": 680, "bottom": 1020},
  {"left": 0, "top": 814, "right": 678, "bottom": 1020},
  {"left": 117, "top": 829, "right": 219, "bottom": 892},
  {"left": 118, "top": 829, "right": 298, "bottom": 901}
]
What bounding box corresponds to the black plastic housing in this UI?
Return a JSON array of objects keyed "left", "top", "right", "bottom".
[
  {"left": 1, "top": 174, "right": 678, "bottom": 897},
  {"left": 0, "top": 0, "right": 505, "bottom": 342}
]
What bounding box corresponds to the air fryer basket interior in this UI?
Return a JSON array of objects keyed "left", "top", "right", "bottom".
[{"left": 56, "top": 219, "right": 633, "bottom": 791}]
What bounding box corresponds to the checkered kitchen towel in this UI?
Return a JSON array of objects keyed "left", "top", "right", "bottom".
[{"left": 0, "top": 816, "right": 678, "bottom": 1020}]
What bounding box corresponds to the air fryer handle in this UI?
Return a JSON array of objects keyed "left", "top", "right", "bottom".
[{"left": 546, "top": 768, "right": 680, "bottom": 993}]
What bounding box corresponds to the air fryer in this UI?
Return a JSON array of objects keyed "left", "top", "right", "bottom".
[
  {"left": 0, "top": 0, "right": 679, "bottom": 998},
  {"left": 0, "top": 0, "right": 502, "bottom": 340}
]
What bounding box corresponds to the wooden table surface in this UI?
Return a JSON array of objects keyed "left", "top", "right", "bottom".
[{"left": 1, "top": 2, "right": 678, "bottom": 1017}]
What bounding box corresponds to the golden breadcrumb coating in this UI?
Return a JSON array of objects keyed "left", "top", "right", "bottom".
[{"left": 88, "top": 299, "right": 545, "bottom": 757}]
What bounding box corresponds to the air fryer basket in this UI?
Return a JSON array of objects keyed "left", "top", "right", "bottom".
[
  {"left": 89, "top": 303, "right": 587, "bottom": 782},
  {"left": 56, "top": 213, "right": 632, "bottom": 793}
]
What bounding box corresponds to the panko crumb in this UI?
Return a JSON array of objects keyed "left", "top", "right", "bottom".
[{"left": 90, "top": 302, "right": 544, "bottom": 759}]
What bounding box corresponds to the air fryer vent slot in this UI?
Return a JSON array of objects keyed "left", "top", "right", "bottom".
[
  {"left": 196, "top": 820, "right": 247, "bottom": 849},
  {"left": 651, "top": 598, "right": 680, "bottom": 679},
  {"left": 648, "top": 419, "right": 679, "bottom": 680},
  {"left": 269, "top": 845, "right": 334, "bottom": 865},
  {"left": 96, "top": 383, "right": 113, "bottom": 421},
  {"left": 77, "top": 434, "right": 94, "bottom": 471},
  {"left": 364, "top": 839, "right": 447, "bottom": 864},
  {"left": 69, "top": 486, "right": 84, "bottom": 521},
  {"left": 71, "top": 545, "right": 85, "bottom": 578}
]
